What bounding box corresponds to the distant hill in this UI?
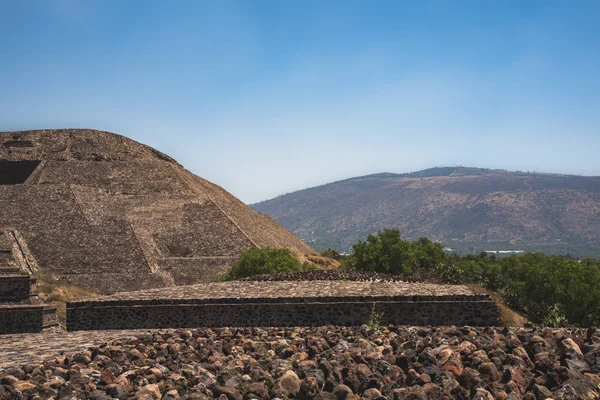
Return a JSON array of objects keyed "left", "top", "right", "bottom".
[{"left": 252, "top": 167, "right": 600, "bottom": 258}]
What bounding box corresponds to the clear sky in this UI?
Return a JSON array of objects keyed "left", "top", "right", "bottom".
[{"left": 1, "top": 1, "right": 599, "bottom": 203}]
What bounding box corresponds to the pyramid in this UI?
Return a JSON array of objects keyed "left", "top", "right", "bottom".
[{"left": 0, "top": 129, "right": 313, "bottom": 293}]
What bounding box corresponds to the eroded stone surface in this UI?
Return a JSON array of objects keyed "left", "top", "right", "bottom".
[
  {"left": 0, "top": 230, "right": 59, "bottom": 333},
  {"left": 0, "top": 330, "right": 147, "bottom": 370},
  {"left": 0, "top": 305, "right": 57, "bottom": 334},
  {"left": 240, "top": 269, "right": 421, "bottom": 282},
  {"left": 83, "top": 280, "right": 482, "bottom": 302}
]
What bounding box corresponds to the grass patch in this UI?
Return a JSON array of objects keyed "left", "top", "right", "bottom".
[
  {"left": 466, "top": 284, "right": 528, "bottom": 327},
  {"left": 35, "top": 273, "right": 99, "bottom": 324},
  {"left": 304, "top": 255, "right": 341, "bottom": 269},
  {"left": 367, "top": 303, "right": 383, "bottom": 331}
]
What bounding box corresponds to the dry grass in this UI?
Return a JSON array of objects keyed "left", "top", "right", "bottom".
[
  {"left": 466, "top": 284, "right": 529, "bottom": 327},
  {"left": 35, "top": 274, "right": 99, "bottom": 324},
  {"left": 304, "top": 255, "right": 341, "bottom": 269}
]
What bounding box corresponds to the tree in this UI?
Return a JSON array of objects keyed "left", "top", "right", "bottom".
[
  {"left": 227, "top": 247, "right": 314, "bottom": 279},
  {"left": 411, "top": 237, "right": 446, "bottom": 270},
  {"left": 320, "top": 248, "right": 342, "bottom": 261},
  {"left": 346, "top": 229, "right": 414, "bottom": 275},
  {"left": 343, "top": 229, "right": 600, "bottom": 326}
]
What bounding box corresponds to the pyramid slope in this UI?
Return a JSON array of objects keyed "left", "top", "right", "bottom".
[{"left": 0, "top": 129, "right": 313, "bottom": 293}]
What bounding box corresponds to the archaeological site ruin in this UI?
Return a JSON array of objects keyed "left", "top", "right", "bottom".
[
  {"left": 0, "top": 129, "right": 313, "bottom": 294},
  {"left": 0, "top": 129, "right": 499, "bottom": 334}
]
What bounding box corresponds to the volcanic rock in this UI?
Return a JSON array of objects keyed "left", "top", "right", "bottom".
[{"left": 1, "top": 326, "right": 599, "bottom": 399}]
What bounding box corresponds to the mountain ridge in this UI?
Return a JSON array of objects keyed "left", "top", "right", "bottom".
[{"left": 252, "top": 167, "right": 600, "bottom": 258}]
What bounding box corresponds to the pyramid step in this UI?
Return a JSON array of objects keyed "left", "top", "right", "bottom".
[
  {"left": 0, "top": 304, "right": 58, "bottom": 333},
  {"left": 0, "top": 267, "right": 23, "bottom": 274},
  {"left": 0, "top": 274, "right": 34, "bottom": 302},
  {"left": 0, "top": 250, "right": 12, "bottom": 263}
]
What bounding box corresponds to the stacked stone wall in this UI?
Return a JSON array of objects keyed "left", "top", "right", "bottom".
[
  {"left": 0, "top": 305, "right": 57, "bottom": 334},
  {"left": 67, "top": 281, "right": 499, "bottom": 331},
  {"left": 0, "top": 230, "right": 57, "bottom": 333},
  {"left": 159, "top": 258, "right": 237, "bottom": 286},
  {"left": 0, "top": 275, "right": 31, "bottom": 302},
  {"left": 67, "top": 297, "right": 498, "bottom": 331},
  {"left": 191, "top": 175, "right": 315, "bottom": 254},
  {"left": 0, "top": 186, "right": 156, "bottom": 292},
  {"left": 153, "top": 202, "right": 254, "bottom": 257},
  {"left": 0, "top": 186, "right": 150, "bottom": 275},
  {"left": 40, "top": 161, "right": 190, "bottom": 195}
]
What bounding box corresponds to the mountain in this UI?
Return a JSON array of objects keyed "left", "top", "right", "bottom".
[
  {"left": 0, "top": 129, "right": 313, "bottom": 293},
  {"left": 252, "top": 167, "right": 600, "bottom": 258}
]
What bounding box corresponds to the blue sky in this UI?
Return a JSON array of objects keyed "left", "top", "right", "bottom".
[{"left": 1, "top": 0, "right": 599, "bottom": 203}]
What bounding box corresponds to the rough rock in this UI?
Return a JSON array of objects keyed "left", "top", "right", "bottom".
[
  {"left": 0, "top": 326, "right": 598, "bottom": 399},
  {"left": 274, "top": 370, "right": 301, "bottom": 397}
]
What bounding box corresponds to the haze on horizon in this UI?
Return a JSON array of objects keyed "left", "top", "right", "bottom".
[{"left": 1, "top": 0, "right": 599, "bottom": 203}]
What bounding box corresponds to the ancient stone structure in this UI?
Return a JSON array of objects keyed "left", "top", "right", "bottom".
[
  {"left": 67, "top": 281, "right": 498, "bottom": 330},
  {"left": 0, "top": 305, "right": 57, "bottom": 334},
  {"left": 0, "top": 129, "right": 313, "bottom": 294},
  {"left": 0, "top": 230, "right": 57, "bottom": 333}
]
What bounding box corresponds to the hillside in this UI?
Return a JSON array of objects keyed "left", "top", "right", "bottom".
[{"left": 252, "top": 167, "right": 600, "bottom": 258}]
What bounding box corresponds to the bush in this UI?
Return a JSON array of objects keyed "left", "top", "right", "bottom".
[
  {"left": 345, "top": 229, "right": 446, "bottom": 275},
  {"left": 433, "top": 262, "right": 466, "bottom": 284},
  {"left": 345, "top": 229, "right": 414, "bottom": 274},
  {"left": 343, "top": 228, "right": 600, "bottom": 327},
  {"left": 320, "top": 248, "right": 342, "bottom": 261},
  {"left": 541, "top": 303, "right": 569, "bottom": 328},
  {"left": 227, "top": 247, "right": 315, "bottom": 279}
]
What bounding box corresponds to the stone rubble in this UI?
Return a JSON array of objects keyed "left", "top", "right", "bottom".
[
  {"left": 239, "top": 270, "right": 420, "bottom": 283},
  {"left": 0, "top": 326, "right": 599, "bottom": 399},
  {"left": 83, "top": 280, "right": 475, "bottom": 303}
]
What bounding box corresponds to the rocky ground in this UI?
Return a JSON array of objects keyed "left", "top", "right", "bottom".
[
  {"left": 239, "top": 270, "right": 420, "bottom": 283},
  {"left": 1, "top": 326, "right": 599, "bottom": 399}
]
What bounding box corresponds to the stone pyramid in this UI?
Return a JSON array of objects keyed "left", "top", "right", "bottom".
[{"left": 0, "top": 129, "right": 313, "bottom": 293}]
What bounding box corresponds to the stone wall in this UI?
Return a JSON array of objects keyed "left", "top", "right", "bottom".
[
  {"left": 67, "top": 281, "right": 499, "bottom": 331},
  {"left": 159, "top": 258, "right": 237, "bottom": 286},
  {"left": 0, "top": 305, "right": 57, "bottom": 334},
  {"left": 67, "top": 299, "right": 497, "bottom": 331},
  {"left": 190, "top": 174, "right": 315, "bottom": 255},
  {"left": 0, "top": 275, "right": 31, "bottom": 302},
  {"left": 153, "top": 202, "right": 254, "bottom": 257}
]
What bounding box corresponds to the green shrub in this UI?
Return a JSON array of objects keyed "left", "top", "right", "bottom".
[
  {"left": 433, "top": 262, "right": 466, "bottom": 284},
  {"left": 541, "top": 303, "right": 569, "bottom": 327},
  {"left": 343, "top": 228, "right": 600, "bottom": 327},
  {"left": 345, "top": 229, "right": 445, "bottom": 275},
  {"left": 345, "top": 229, "right": 414, "bottom": 274},
  {"left": 320, "top": 248, "right": 342, "bottom": 260},
  {"left": 227, "top": 247, "right": 315, "bottom": 279},
  {"left": 367, "top": 303, "right": 383, "bottom": 331}
]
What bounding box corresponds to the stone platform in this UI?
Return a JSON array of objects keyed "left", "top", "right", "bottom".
[
  {"left": 0, "top": 304, "right": 59, "bottom": 334},
  {"left": 0, "top": 274, "right": 32, "bottom": 302},
  {"left": 0, "top": 230, "right": 58, "bottom": 333},
  {"left": 0, "top": 330, "right": 144, "bottom": 370},
  {"left": 67, "top": 281, "right": 499, "bottom": 331}
]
